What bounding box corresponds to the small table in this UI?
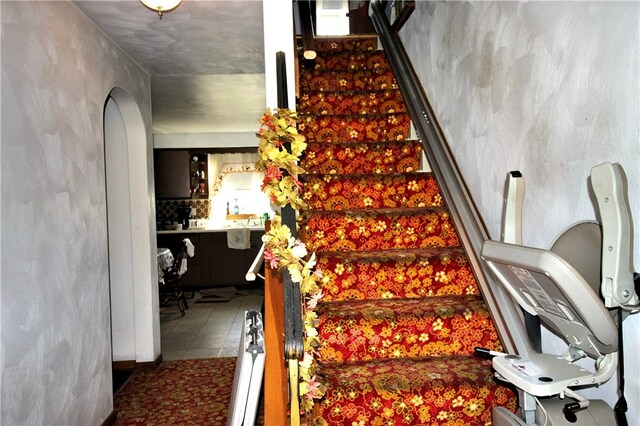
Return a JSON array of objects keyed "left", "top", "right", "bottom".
[{"left": 157, "top": 248, "right": 174, "bottom": 283}]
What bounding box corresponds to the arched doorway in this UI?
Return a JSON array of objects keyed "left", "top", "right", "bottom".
[{"left": 104, "top": 88, "right": 161, "bottom": 368}]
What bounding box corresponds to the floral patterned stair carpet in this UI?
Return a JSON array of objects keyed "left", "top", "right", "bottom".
[{"left": 297, "top": 37, "right": 516, "bottom": 425}]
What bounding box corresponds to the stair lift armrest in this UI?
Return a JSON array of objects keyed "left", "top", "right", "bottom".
[
  {"left": 501, "top": 171, "right": 525, "bottom": 245},
  {"left": 590, "top": 162, "right": 638, "bottom": 308}
]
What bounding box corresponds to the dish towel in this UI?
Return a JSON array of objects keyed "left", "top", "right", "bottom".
[
  {"left": 183, "top": 238, "right": 195, "bottom": 257},
  {"left": 227, "top": 227, "right": 251, "bottom": 250},
  {"left": 178, "top": 257, "right": 188, "bottom": 276}
]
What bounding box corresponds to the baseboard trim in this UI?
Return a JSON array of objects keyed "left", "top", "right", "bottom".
[
  {"left": 135, "top": 354, "right": 163, "bottom": 371},
  {"left": 101, "top": 410, "right": 117, "bottom": 426},
  {"left": 112, "top": 360, "right": 135, "bottom": 371},
  {"left": 112, "top": 354, "right": 163, "bottom": 372}
]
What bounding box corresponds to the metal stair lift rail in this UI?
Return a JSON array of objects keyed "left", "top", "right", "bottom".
[{"left": 368, "top": 0, "right": 532, "bottom": 360}]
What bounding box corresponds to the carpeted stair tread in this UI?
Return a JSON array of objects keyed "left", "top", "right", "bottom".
[
  {"left": 315, "top": 355, "right": 516, "bottom": 425},
  {"left": 312, "top": 50, "right": 391, "bottom": 72},
  {"left": 316, "top": 295, "right": 501, "bottom": 363},
  {"left": 299, "top": 113, "right": 410, "bottom": 143},
  {"left": 294, "top": 34, "right": 517, "bottom": 423},
  {"left": 299, "top": 69, "right": 397, "bottom": 92},
  {"left": 316, "top": 250, "right": 479, "bottom": 302},
  {"left": 300, "top": 173, "right": 444, "bottom": 211},
  {"left": 302, "top": 209, "right": 459, "bottom": 252},
  {"left": 300, "top": 140, "right": 422, "bottom": 175},
  {"left": 314, "top": 246, "right": 465, "bottom": 259},
  {"left": 297, "top": 90, "right": 406, "bottom": 116},
  {"left": 301, "top": 110, "right": 408, "bottom": 119}
]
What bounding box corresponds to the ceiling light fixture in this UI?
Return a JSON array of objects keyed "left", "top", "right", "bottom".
[{"left": 139, "top": 0, "right": 182, "bottom": 19}]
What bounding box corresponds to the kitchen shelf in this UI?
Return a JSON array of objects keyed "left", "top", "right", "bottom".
[{"left": 189, "top": 152, "right": 208, "bottom": 199}]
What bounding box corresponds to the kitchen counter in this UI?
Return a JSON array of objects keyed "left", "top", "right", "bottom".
[{"left": 157, "top": 228, "right": 264, "bottom": 288}]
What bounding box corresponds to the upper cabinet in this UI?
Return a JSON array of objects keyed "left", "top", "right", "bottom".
[
  {"left": 154, "top": 150, "right": 209, "bottom": 199},
  {"left": 189, "top": 153, "right": 209, "bottom": 199},
  {"left": 154, "top": 150, "right": 191, "bottom": 199}
]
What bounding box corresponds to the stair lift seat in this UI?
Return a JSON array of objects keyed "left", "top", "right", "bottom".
[
  {"left": 481, "top": 240, "right": 618, "bottom": 397},
  {"left": 476, "top": 162, "right": 637, "bottom": 424}
]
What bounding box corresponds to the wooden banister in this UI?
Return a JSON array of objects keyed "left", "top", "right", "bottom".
[
  {"left": 263, "top": 237, "right": 289, "bottom": 425},
  {"left": 263, "top": 52, "right": 304, "bottom": 423},
  {"left": 297, "top": 0, "right": 316, "bottom": 60}
]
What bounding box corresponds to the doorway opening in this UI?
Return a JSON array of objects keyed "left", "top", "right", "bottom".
[{"left": 104, "top": 88, "right": 160, "bottom": 393}]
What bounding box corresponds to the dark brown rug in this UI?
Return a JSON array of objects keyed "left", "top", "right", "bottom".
[
  {"left": 194, "top": 296, "right": 233, "bottom": 304},
  {"left": 194, "top": 286, "right": 262, "bottom": 304}
]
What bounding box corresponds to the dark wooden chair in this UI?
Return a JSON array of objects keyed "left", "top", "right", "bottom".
[{"left": 160, "top": 243, "right": 190, "bottom": 316}]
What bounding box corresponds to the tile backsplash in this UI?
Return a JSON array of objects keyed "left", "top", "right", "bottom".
[{"left": 156, "top": 199, "right": 211, "bottom": 222}]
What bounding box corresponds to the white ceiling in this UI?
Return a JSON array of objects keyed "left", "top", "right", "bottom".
[{"left": 74, "top": 0, "right": 266, "bottom": 134}]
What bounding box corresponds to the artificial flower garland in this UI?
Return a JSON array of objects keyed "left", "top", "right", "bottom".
[
  {"left": 256, "top": 108, "right": 326, "bottom": 412},
  {"left": 256, "top": 108, "right": 307, "bottom": 210}
]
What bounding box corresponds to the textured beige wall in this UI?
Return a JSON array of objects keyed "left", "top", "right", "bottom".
[
  {"left": 401, "top": 1, "right": 639, "bottom": 421},
  {"left": 1, "top": 2, "right": 152, "bottom": 424}
]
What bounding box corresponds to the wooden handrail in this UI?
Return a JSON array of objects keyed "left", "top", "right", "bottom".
[
  {"left": 276, "top": 51, "right": 305, "bottom": 361},
  {"left": 281, "top": 205, "right": 304, "bottom": 360},
  {"left": 276, "top": 51, "right": 289, "bottom": 109},
  {"left": 391, "top": 1, "right": 416, "bottom": 32},
  {"left": 263, "top": 52, "right": 304, "bottom": 426},
  {"left": 297, "top": 0, "right": 317, "bottom": 60},
  {"left": 263, "top": 243, "right": 289, "bottom": 425}
]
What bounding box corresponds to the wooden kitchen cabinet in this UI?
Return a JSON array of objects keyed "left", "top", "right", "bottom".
[
  {"left": 200, "top": 231, "right": 263, "bottom": 286},
  {"left": 154, "top": 150, "right": 191, "bottom": 199},
  {"left": 157, "top": 230, "right": 263, "bottom": 289},
  {"left": 153, "top": 150, "right": 209, "bottom": 199}
]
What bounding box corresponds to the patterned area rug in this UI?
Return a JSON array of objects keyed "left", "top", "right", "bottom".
[{"left": 114, "top": 358, "right": 263, "bottom": 425}]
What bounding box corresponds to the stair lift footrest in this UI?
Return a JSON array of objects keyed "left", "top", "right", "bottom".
[{"left": 493, "top": 352, "right": 595, "bottom": 396}]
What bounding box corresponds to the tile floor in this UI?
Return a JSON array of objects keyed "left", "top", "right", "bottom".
[{"left": 160, "top": 286, "right": 264, "bottom": 360}]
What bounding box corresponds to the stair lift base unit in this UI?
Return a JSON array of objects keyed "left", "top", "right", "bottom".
[{"left": 493, "top": 399, "right": 615, "bottom": 426}]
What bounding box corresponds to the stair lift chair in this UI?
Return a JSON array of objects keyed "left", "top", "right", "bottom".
[{"left": 480, "top": 163, "right": 639, "bottom": 425}]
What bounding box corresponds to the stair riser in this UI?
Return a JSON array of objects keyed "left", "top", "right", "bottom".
[
  {"left": 303, "top": 211, "right": 460, "bottom": 252},
  {"left": 299, "top": 69, "right": 398, "bottom": 92},
  {"left": 316, "top": 252, "right": 479, "bottom": 302},
  {"left": 299, "top": 114, "right": 411, "bottom": 144},
  {"left": 316, "top": 296, "right": 501, "bottom": 363},
  {"left": 297, "top": 90, "right": 407, "bottom": 116},
  {"left": 300, "top": 141, "right": 422, "bottom": 175},
  {"left": 301, "top": 173, "right": 444, "bottom": 211},
  {"left": 313, "top": 51, "right": 391, "bottom": 72},
  {"left": 311, "top": 37, "right": 378, "bottom": 52}
]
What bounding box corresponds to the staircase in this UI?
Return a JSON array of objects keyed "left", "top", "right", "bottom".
[{"left": 296, "top": 37, "right": 517, "bottom": 425}]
